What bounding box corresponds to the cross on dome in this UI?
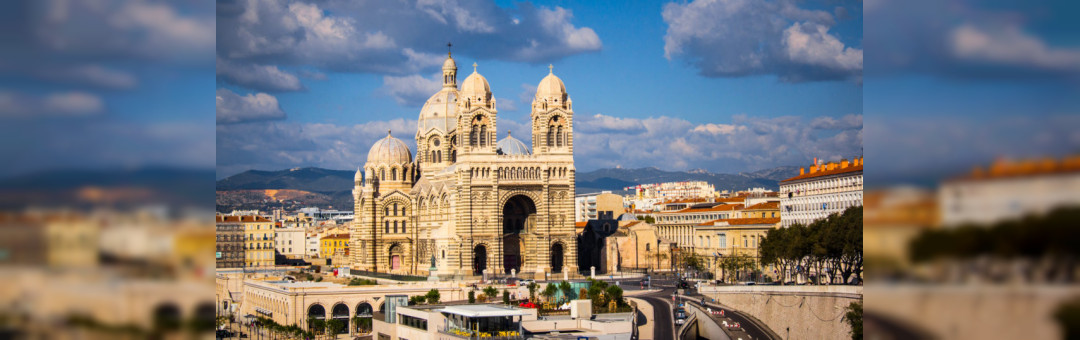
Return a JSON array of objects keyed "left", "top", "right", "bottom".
[
  {"left": 548, "top": 64, "right": 553, "bottom": 74},
  {"left": 447, "top": 42, "right": 452, "bottom": 57},
  {"left": 473, "top": 62, "right": 478, "bottom": 73}
]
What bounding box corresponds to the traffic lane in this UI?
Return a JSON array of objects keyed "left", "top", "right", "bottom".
[
  {"left": 692, "top": 297, "right": 777, "bottom": 340},
  {"left": 636, "top": 289, "right": 676, "bottom": 340}
]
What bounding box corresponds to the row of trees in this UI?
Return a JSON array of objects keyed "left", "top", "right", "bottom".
[
  {"left": 909, "top": 206, "right": 1080, "bottom": 282},
  {"left": 760, "top": 206, "right": 863, "bottom": 284}
]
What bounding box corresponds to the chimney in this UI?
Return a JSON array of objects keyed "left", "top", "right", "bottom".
[
  {"left": 813, "top": 157, "right": 818, "bottom": 166},
  {"left": 810, "top": 166, "right": 818, "bottom": 174},
  {"left": 799, "top": 167, "right": 805, "bottom": 175},
  {"left": 841, "top": 159, "right": 849, "bottom": 168}
]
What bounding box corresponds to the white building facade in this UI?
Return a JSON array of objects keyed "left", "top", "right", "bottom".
[{"left": 779, "top": 157, "right": 864, "bottom": 227}]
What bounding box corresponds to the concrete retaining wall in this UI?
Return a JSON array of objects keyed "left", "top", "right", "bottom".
[{"left": 700, "top": 285, "right": 862, "bottom": 340}]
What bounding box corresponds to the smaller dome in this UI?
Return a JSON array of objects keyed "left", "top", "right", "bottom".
[
  {"left": 535, "top": 65, "right": 567, "bottom": 100},
  {"left": 366, "top": 130, "right": 413, "bottom": 165},
  {"left": 460, "top": 63, "right": 491, "bottom": 98},
  {"left": 354, "top": 167, "right": 363, "bottom": 181},
  {"left": 617, "top": 213, "right": 637, "bottom": 221},
  {"left": 496, "top": 131, "right": 531, "bottom": 155},
  {"left": 443, "top": 56, "right": 457, "bottom": 70}
]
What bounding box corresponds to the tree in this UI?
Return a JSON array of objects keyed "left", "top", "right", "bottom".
[
  {"left": 558, "top": 281, "right": 574, "bottom": 303},
  {"left": 606, "top": 285, "right": 625, "bottom": 307},
  {"left": 425, "top": 289, "right": 441, "bottom": 304},
  {"left": 483, "top": 286, "right": 499, "bottom": 301},
  {"left": 502, "top": 290, "right": 511, "bottom": 305},
  {"left": 409, "top": 295, "right": 427, "bottom": 305},
  {"left": 527, "top": 282, "right": 539, "bottom": 302},
  {"left": 468, "top": 290, "right": 476, "bottom": 303},
  {"left": 326, "top": 318, "right": 345, "bottom": 336},
  {"left": 542, "top": 283, "right": 558, "bottom": 303},
  {"left": 844, "top": 301, "right": 862, "bottom": 340}
]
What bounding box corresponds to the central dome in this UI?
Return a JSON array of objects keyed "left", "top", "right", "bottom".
[
  {"left": 366, "top": 131, "right": 412, "bottom": 165},
  {"left": 418, "top": 89, "right": 458, "bottom": 133},
  {"left": 496, "top": 131, "right": 531, "bottom": 155}
]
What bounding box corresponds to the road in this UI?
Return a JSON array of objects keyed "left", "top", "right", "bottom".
[
  {"left": 635, "top": 288, "right": 677, "bottom": 340},
  {"left": 681, "top": 292, "right": 779, "bottom": 340}
]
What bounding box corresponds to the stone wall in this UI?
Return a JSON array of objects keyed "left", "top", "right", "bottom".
[
  {"left": 865, "top": 284, "right": 1080, "bottom": 340},
  {"left": 699, "top": 285, "right": 862, "bottom": 340}
]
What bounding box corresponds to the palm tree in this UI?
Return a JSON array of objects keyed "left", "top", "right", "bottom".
[{"left": 541, "top": 283, "right": 558, "bottom": 304}]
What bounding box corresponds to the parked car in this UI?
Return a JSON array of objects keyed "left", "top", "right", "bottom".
[{"left": 674, "top": 308, "right": 687, "bottom": 325}]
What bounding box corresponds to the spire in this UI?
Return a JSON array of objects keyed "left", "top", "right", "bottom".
[
  {"left": 507, "top": 130, "right": 512, "bottom": 137},
  {"left": 387, "top": 129, "right": 392, "bottom": 137},
  {"left": 447, "top": 42, "right": 452, "bottom": 57}
]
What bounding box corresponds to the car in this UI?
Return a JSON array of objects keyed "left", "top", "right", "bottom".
[
  {"left": 674, "top": 308, "right": 688, "bottom": 325},
  {"left": 519, "top": 279, "right": 536, "bottom": 286}
]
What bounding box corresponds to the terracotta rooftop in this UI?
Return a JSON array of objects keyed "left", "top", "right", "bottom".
[
  {"left": 664, "top": 204, "right": 744, "bottom": 214},
  {"left": 946, "top": 155, "right": 1080, "bottom": 182},
  {"left": 323, "top": 233, "right": 350, "bottom": 239},
  {"left": 781, "top": 162, "right": 863, "bottom": 183},
  {"left": 697, "top": 217, "right": 781, "bottom": 226},
  {"left": 216, "top": 215, "right": 272, "bottom": 223},
  {"left": 743, "top": 201, "right": 779, "bottom": 210}
]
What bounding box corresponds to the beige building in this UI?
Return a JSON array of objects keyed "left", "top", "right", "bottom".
[
  {"left": 274, "top": 226, "right": 306, "bottom": 258},
  {"left": 351, "top": 53, "right": 578, "bottom": 278},
  {"left": 604, "top": 221, "right": 677, "bottom": 272},
  {"left": 574, "top": 191, "right": 626, "bottom": 222},
  {"left": 655, "top": 203, "right": 744, "bottom": 248}
]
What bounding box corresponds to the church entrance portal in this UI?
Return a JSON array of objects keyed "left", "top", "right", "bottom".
[
  {"left": 551, "top": 242, "right": 564, "bottom": 273},
  {"left": 502, "top": 195, "right": 536, "bottom": 274},
  {"left": 473, "top": 245, "right": 487, "bottom": 276}
]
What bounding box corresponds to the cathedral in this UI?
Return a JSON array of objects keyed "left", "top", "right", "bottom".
[{"left": 349, "top": 51, "right": 578, "bottom": 278}]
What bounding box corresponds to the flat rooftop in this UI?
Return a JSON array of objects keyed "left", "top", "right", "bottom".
[
  {"left": 438, "top": 304, "right": 530, "bottom": 317},
  {"left": 264, "top": 280, "right": 341, "bottom": 288}
]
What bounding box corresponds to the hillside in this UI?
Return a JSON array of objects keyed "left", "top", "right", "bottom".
[
  {"left": 575, "top": 166, "right": 800, "bottom": 194},
  {"left": 0, "top": 167, "right": 215, "bottom": 210}
]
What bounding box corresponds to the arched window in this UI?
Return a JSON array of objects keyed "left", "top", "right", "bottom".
[
  {"left": 393, "top": 203, "right": 398, "bottom": 215},
  {"left": 380, "top": 169, "right": 385, "bottom": 181},
  {"left": 547, "top": 129, "right": 554, "bottom": 147},
  {"left": 470, "top": 126, "right": 478, "bottom": 146},
  {"left": 437, "top": 150, "right": 442, "bottom": 163},
  {"left": 556, "top": 126, "right": 563, "bottom": 146},
  {"left": 385, "top": 207, "right": 389, "bottom": 216},
  {"left": 479, "top": 125, "right": 487, "bottom": 146},
  {"left": 385, "top": 221, "right": 389, "bottom": 234},
  {"left": 393, "top": 221, "right": 398, "bottom": 233},
  {"left": 402, "top": 221, "right": 407, "bottom": 233}
]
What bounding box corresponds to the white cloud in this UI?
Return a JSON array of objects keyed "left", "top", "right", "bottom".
[
  {"left": 217, "top": 1, "right": 601, "bottom": 74},
  {"left": 663, "top": 0, "right": 861, "bottom": 82},
  {"left": 35, "top": 0, "right": 214, "bottom": 61},
  {"left": 381, "top": 74, "right": 442, "bottom": 107},
  {"left": 33, "top": 64, "right": 138, "bottom": 90},
  {"left": 784, "top": 22, "right": 863, "bottom": 73},
  {"left": 216, "top": 88, "right": 286, "bottom": 124},
  {"left": 692, "top": 123, "right": 743, "bottom": 135},
  {"left": 217, "top": 58, "right": 305, "bottom": 92},
  {"left": 950, "top": 24, "right": 1080, "bottom": 72},
  {"left": 0, "top": 91, "right": 104, "bottom": 118}
]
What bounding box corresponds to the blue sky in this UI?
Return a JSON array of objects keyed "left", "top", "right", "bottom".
[{"left": 215, "top": 0, "right": 865, "bottom": 179}]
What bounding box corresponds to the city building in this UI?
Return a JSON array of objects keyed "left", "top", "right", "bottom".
[
  {"left": 779, "top": 157, "right": 864, "bottom": 227},
  {"left": 574, "top": 191, "right": 626, "bottom": 222},
  {"left": 938, "top": 155, "right": 1080, "bottom": 227},
  {"left": 220, "top": 215, "right": 275, "bottom": 268},
  {"left": 320, "top": 233, "right": 350, "bottom": 265},
  {"left": 371, "top": 301, "right": 633, "bottom": 340},
  {"left": 694, "top": 217, "right": 779, "bottom": 279},
  {"left": 863, "top": 187, "right": 939, "bottom": 273},
  {"left": 604, "top": 220, "right": 677, "bottom": 272},
  {"left": 655, "top": 203, "right": 744, "bottom": 248},
  {"left": 624, "top": 180, "right": 717, "bottom": 200},
  {"left": 350, "top": 53, "right": 578, "bottom": 278},
  {"left": 274, "top": 226, "right": 306, "bottom": 258}
]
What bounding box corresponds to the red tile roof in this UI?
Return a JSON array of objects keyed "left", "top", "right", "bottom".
[
  {"left": 216, "top": 215, "right": 272, "bottom": 223},
  {"left": 665, "top": 204, "right": 744, "bottom": 214},
  {"left": 781, "top": 163, "right": 862, "bottom": 183},
  {"left": 742, "top": 201, "right": 779, "bottom": 210},
  {"left": 697, "top": 217, "right": 781, "bottom": 226}
]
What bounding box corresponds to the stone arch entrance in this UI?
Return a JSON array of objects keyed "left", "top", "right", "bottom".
[
  {"left": 331, "top": 303, "right": 350, "bottom": 334},
  {"left": 152, "top": 303, "right": 181, "bottom": 331},
  {"left": 551, "top": 242, "right": 565, "bottom": 274},
  {"left": 355, "top": 302, "right": 373, "bottom": 334},
  {"left": 388, "top": 243, "right": 403, "bottom": 271},
  {"left": 473, "top": 244, "right": 487, "bottom": 276},
  {"left": 307, "top": 304, "right": 326, "bottom": 331},
  {"left": 502, "top": 195, "right": 536, "bottom": 274}
]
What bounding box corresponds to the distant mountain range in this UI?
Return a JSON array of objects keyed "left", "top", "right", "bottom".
[
  {"left": 0, "top": 167, "right": 215, "bottom": 210},
  {"left": 215, "top": 165, "right": 801, "bottom": 211}
]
